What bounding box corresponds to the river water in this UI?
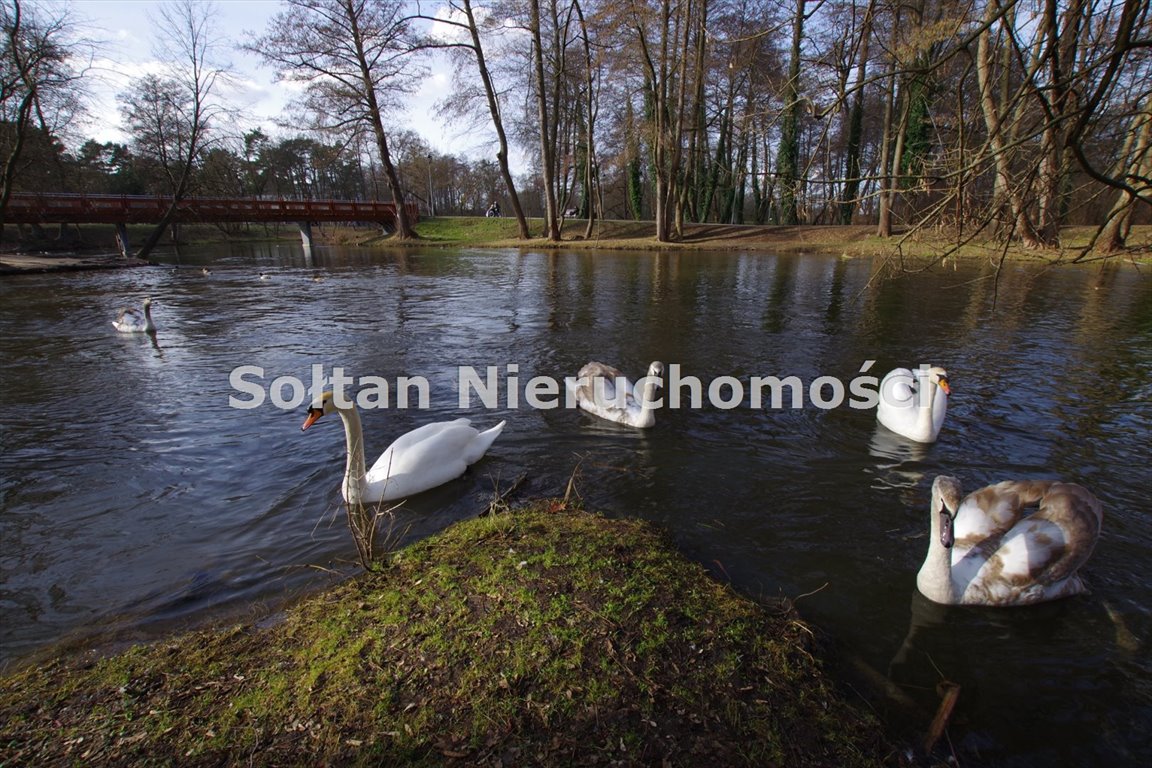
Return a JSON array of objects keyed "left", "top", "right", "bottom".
[{"left": 1, "top": 243, "right": 1149, "bottom": 765}]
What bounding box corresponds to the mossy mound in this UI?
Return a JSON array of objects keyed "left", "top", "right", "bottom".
[{"left": 0, "top": 505, "right": 892, "bottom": 766}]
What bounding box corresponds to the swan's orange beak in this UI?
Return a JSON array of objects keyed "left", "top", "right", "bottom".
[
  {"left": 938, "top": 378, "right": 951, "bottom": 396},
  {"left": 301, "top": 407, "right": 324, "bottom": 431}
]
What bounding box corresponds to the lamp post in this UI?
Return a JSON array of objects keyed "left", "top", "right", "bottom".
[{"left": 426, "top": 153, "right": 435, "bottom": 217}]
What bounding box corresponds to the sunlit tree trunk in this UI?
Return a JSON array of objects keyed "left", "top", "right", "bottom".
[
  {"left": 1099, "top": 95, "right": 1152, "bottom": 252},
  {"left": 630, "top": 0, "right": 677, "bottom": 242},
  {"left": 573, "top": 0, "right": 601, "bottom": 239},
  {"left": 976, "top": 0, "right": 1043, "bottom": 249},
  {"left": 1034, "top": 0, "right": 1087, "bottom": 245},
  {"left": 624, "top": 100, "right": 643, "bottom": 220},
  {"left": 348, "top": 5, "right": 414, "bottom": 239}
]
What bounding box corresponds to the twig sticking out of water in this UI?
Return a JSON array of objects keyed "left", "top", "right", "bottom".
[
  {"left": 561, "top": 456, "right": 586, "bottom": 508},
  {"left": 483, "top": 473, "right": 529, "bottom": 516},
  {"left": 924, "top": 680, "right": 961, "bottom": 755}
]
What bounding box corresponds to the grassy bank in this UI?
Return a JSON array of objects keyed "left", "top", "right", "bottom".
[
  {"left": 385, "top": 217, "right": 1150, "bottom": 264},
  {"left": 0, "top": 504, "right": 893, "bottom": 767},
  {"left": 6, "top": 217, "right": 1147, "bottom": 265}
]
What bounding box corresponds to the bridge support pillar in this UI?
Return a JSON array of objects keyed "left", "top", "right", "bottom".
[
  {"left": 298, "top": 221, "right": 313, "bottom": 250},
  {"left": 114, "top": 223, "right": 131, "bottom": 258}
]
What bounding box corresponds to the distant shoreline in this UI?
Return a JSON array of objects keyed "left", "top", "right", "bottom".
[{"left": 4, "top": 218, "right": 1148, "bottom": 272}]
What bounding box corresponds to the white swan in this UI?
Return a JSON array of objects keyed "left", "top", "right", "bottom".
[
  {"left": 112, "top": 297, "right": 156, "bottom": 333},
  {"left": 877, "top": 366, "right": 950, "bottom": 443},
  {"left": 301, "top": 391, "right": 505, "bottom": 504},
  {"left": 568, "top": 361, "right": 664, "bottom": 428},
  {"left": 917, "top": 475, "right": 1104, "bottom": 606}
]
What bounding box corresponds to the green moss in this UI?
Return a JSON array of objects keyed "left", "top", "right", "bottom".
[{"left": 0, "top": 504, "right": 893, "bottom": 766}]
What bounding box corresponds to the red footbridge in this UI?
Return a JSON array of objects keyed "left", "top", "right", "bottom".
[{"left": 3, "top": 192, "right": 420, "bottom": 252}]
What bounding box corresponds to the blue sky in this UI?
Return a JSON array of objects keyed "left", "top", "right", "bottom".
[{"left": 68, "top": 0, "right": 462, "bottom": 155}]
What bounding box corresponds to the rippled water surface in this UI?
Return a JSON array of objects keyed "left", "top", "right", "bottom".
[{"left": 1, "top": 243, "right": 1149, "bottom": 765}]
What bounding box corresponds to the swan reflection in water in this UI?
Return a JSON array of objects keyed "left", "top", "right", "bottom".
[
  {"left": 865, "top": 366, "right": 947, "bottom": 503},
  {"left": 865, "top": 428, "right": 931, "bottom": 507},
  {"left": 884, "top": 588, "right": 1130, "bottom": 761}
]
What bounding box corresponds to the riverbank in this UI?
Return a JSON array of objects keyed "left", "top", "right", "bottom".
[
  {"left": 3, "top": 218, "right": 1147, "bottom": 274},
  {"left": 0, "top": 252, "right": 153, "bottom": 275},
  {"left": 369, "top": 218, "right": 1151, "bottom": 264},
  {"left": 0, "top": 504, "right": 898, "bottom": 767}
]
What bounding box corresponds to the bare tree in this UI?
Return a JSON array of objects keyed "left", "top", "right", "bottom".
[
  {"left": 1, "top": 0, "right": 88, "bottom": 228},
  {"left": 249, "top": 0, "right": 422, "bottom": 239},
  {"left": 623, "top": 0, "right": 697, "bottom": 242},
  {"left": 526, "top": 0, "right": 563, "bottom": 239},
  {"left": 572, "top": 0, "right": 602, "bottom": 238},
  {"left": 1098, "top": 94, "right": 1152, "bottom": 252},
  {"left": 839, "top": 0, "right": 875, "bottom": 224},
  {"left": 776, "top": 0, "right": 806, "bottom": 225},
  {"left": 413, "top": 0, "right": 532, "bottom": 238},
  {"left": 118, "top": 0, "right": 230, "bottom": 258}
]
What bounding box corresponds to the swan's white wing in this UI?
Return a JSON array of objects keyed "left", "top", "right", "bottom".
[
  {"left": 574, "top": 362, "right": 634, "bottom": 409},
  {"left": 113, "top": 308, "right": 146, "bottom": 332},
  {"left": 572, "top": 361, "right": 656, "bottom": 427},
  {"left": 1029, "top": 483, "right": 1103, "bottom": 585},
  {"left": 363, "top": 419, "right": 500, "bottom": 500},
  {"left": 366, "top": 419, "right": 472, "bottom": 477},
  {"left": 955, "top": 484, "right": 1101, "bottom": 604},
  {"left": 959, "top": 519, "right": 1073, "bottom": 602},
  {"left": 462, "top": 420, "right": 504, "bottom": 464},
  {"left": 953, "top": 484, "right": 1022, "bottom": 546},
  {"left": 952, "top": 480, "right": 1056, "bottom": 551},
  {"left": 577, "top": 361, "right": 625, "bottom": 380},
  {"left": 880, "top": 368, "right": 916, "bottom": 405}
]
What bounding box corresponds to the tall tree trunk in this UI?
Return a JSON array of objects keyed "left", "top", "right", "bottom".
[
  {"left": 350, "top": 5, "right": 414, "bottom": 239},
  {"left": 460, "top": 0, "right": 530, "bottom": 238},
  {"left": 876, "top": 38, "right": 897, "bottom": 237},
  {"left": 573, "top": 0, "right": 600, "bottom": 239},
  {"left": 631, "top": 0, "right": 679, "bottom": 242},
  {"left": 624, "top": 100, "right": 643, "bottom": 220},
  {"left": 840, "top": 1, "right": 874, "bottom": 225},
  {"left": 135, "top": 0, "right": 219, "bottom": 258},
  {"left": 669, "top": 0, "right": 698, "bottom": 239},
  {"left": 1099, "top": 96, "right": 1152, "bottom": 252},
  {"left": 731, "top": 110, "right": 750, "bottom": 224},
  {"left": 976, "top": 1, "right": 1043, "bottom": 248},
  {"left": 777, "top": 0, "right": 805, "bottom": 225},
  {"left": 684, "top": 0, "right": 708, "bottom": 224},
  {"left": 366, "top": 107, "right": 413, "bottom": 238},
  {"left": 529, "top": 0, "right": 560, "bottom": 241},
  {"left": 1035, "top": 0, "right": 1087, "bottom": 245}
]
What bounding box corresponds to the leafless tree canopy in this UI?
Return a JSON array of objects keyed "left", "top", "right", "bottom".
[{"left": 4, "top": 0, "right": 1150, "bottom": 255}]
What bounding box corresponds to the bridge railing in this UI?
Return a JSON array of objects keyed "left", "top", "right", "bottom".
[{"left": 4, "top": 193, "right": 419, "bottom": 225}]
